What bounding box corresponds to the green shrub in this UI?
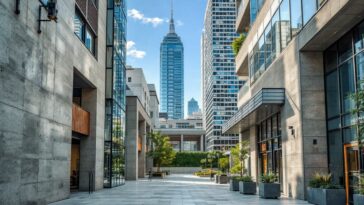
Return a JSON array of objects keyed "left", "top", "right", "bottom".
[
  {"left": 194, "top": 169, "right": 219, "bottom": 177},
  {"left": 167, "top": 152, "right": 218, "bottom": 167},
  {"left": 233, "top": 175, "right": 253, "bottom": 182},
  {"left": 260, "top": 172, "right": 278, "bottom": 183},
  {"left": 218, "top": 157, "right": 229, "bottom": 173},
  {"left": 357, "top": 174, "right": 364, "bottom": 195},
  {"left": 231, "top": 34, "right": 246, "bottom": 56},
  {"left": 308, "top": 173, "right": 341, "bottom": 189}
]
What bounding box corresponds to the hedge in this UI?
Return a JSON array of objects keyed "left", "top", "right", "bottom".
[{"left": 166, "top": 151, "right": 218, "bottom": 167}]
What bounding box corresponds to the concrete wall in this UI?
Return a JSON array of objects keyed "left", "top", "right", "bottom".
[{"left": 0, "top": 1, "right": 106, "bottom": 204}]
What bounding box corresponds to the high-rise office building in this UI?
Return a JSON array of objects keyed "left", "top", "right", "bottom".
[
  {"left": 160, "top": 6, "right": 184, "bottom": 120},
  {"left": 188, "top": 98, "right": 199, "bottom": 116},
  {"left": 202, "top": 0, "right": 244, "bottom": 150}
]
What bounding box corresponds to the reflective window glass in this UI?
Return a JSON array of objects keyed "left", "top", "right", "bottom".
[
  {"left": 354, "top": 22, "right": 364, "bottom": 53},
  {"left": 326, "top": 71, "right": 340, "bottom": 118},
  {"left": 74, "top": 12, "right": 84, "bottom": 40},
  {"left": 279, "top": 0, "right": 291, "bottom": 49},
  {"left": 325, "top": 45, "right": 337, "bottom": 73},
  {"left": 302, "top": 0, "right": 317, "bottom": 24},
  {"left": 328, "top": 130, "right": 344, "bottom": 185},
  {"left": 356, "top": 52, "right": 364, "bottom": 90},
  {"left": 340, "top": 60, "right": 355, "bottom": 113},
  {"left": 271, "top": 10, "right": 281, "bottom": 59},
  {"left": 85, "top": 28, "right": 94, "bottom": 53},
  {"left": 290, "top": 0, "right": 303, "bottom": 36},
  {"left": 264, "top": 21, "right": 273, "bottom": 67},
  {"left": 338, "top": 32, "right": 353, "bottom": 63}
]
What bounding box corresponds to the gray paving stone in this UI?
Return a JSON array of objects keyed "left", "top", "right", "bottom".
[{"left": 50, "top": 174, "right": 312, "bottom": 205}]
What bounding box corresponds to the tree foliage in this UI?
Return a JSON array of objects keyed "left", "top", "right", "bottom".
[
  {"left": 147, "top": 132, "right": 176, "bottom": 172},
  {"left": 218, "top": 157, "right": 229, "bottom": 173},
  {"left": 230, "top": 140, "right": 250, "bottom": 176}
]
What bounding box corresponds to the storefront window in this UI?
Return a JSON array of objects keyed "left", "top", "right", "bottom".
[
  {"left": 339, "top": 60, "right": 355, "bottom": 113},
  {"left": 258, "top": 113, "right": 282, "bottom": 183},
  {"left": 325, "top": 71, "right": 340, "bottom": 118}
]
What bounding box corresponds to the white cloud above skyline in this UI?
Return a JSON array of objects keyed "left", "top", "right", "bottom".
[
  {"left": 126, "top": 41, "right": 146, "bottom": 59},
  {"left": 128, "top": 9, "right": 184, "bottom": 28}
]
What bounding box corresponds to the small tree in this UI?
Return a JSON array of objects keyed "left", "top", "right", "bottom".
[
  {"left": 218, "top": 157, "right": 229, "bottom": 174},
  {"left": 230, "top": 140, "right": 250, "bottom": 177},
  {"left": 147, "top": 132, "right": 176, "bottom": 172}
]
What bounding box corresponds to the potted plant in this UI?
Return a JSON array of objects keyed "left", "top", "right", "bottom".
[
  {"left": 147, "top": 132, "right": 176, "bottom": 178},
  {"left": 239, "top": 175, "right": 256, "bottom": 195},
  {"left": 307, "top": 173, "right": 345, "bottom": 205},
  {"left": 259, "top": 172, "right": 280, "bottom": 199},
  {"left": 354, "top": 174, "right": 364, "bottom": 205},
  {"left": 217, "top": 157, "right": 229, "bottom": 184},
  {"left": 229, "top": 141, "right": 250, "bottom": 191}
]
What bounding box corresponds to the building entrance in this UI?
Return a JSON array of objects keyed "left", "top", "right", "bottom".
[{"left": 70, "top": 139, "right": 80, "bottom": 191}]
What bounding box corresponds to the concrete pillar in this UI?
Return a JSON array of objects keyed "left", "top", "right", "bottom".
[
  {"left": 249, "top": 127, "right": 258, "bottom": 182},
  {"left": 200, "top": 135, "right": 204, "bottom": 151},
  {"left": 138, "top": 120, "right": 146, "bottom": 178},
  {"left": 146, "top": 127, "right": 153, "bottom": 172},
  {"left": 125, "top": 98, "right": 138, "bottom": 180},
  {"left": 180, "top": 134, "right": 184, "bottom": 152}
]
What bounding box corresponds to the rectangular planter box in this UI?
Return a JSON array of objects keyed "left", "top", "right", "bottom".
[
  {"left": 354, "top": 194, "right": 364, "bottom": 205},
  {"left": 215, "top": 175, "right": 219, "bottom": 183},
  {"left": 218, "top": 175, "right": 228, "bottom": 184},
  {"left": 230, "top": 179, "right": 240, "bottom": 191},
  {"left": 259, "top": 183, "right": 280, "bottom": 199},
  {"left": 306, "top": 188, "right": 345, "bottom": 205},
  {"left": 239, "top": 181, "right": 256, "bottom": 195}
]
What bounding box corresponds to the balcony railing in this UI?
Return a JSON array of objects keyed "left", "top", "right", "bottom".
[{"left": 72, "top": 103, "right": 90, "bottom": 136}]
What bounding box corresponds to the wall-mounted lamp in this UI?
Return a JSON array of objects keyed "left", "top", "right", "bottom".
[
  {"left": 288, "top": 126, "right": 295, "bottom": 137},
  {"left": 38, "top": 0, "right": 58, "bottom": 33}
]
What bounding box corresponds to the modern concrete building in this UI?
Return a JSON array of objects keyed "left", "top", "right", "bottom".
[
  {"left": 202, "top": 0, "right": 245, "bottom": 151},
  {"left": 223, "top": 0, "right": 364, "bottom": 204},
  {"left": 160, "top": 6, "right": 184, "bottom": 120},
  {"left": 125, "top": 67, "right": 159, "bottom": 180},
  {"left": 157, "top": 119, "right": 205, "bottom": 152},
  {"left": 0, "top": 0, "right": 114, "bottom": 204},
  {"left": 188, "top": 98, "right": 200, "bottom": 117}
]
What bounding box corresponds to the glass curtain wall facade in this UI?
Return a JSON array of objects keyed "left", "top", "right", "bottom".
[
  {"left": 202, "top": 0, "right": 244, "bottom": 150},
  {"left": 248, "top": 0, "right": 326, "bottom": 84},
  {"left": 160, "top": 12, "right": 184, "bottom": 120},
  {"left": 104, "top": 0, "right": 127, "bottom": 188},
  {"left": 188, "top": 98, "right": 199, "bottom": 116},
  {"left": 324, "top": 20, "right": 364, "bottom": 203}
]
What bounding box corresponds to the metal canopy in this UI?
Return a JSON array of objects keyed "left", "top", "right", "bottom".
[{"left": 222, "top": 88, "right": 285, "bottom": 134}]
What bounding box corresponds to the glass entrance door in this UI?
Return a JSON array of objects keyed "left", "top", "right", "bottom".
[{"left": 344, "top": 143, "right": 360, "bottom": 205}]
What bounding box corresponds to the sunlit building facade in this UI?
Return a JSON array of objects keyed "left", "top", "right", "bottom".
[{"left": 160, "top": 9, "right": 184, "bottom": 120}]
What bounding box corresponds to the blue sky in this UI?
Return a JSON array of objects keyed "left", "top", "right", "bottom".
[{"left": 126, "top": 0, "right": 207, "bottom": 115}]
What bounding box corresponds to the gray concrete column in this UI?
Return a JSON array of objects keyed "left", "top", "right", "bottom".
[
  {"left": 146, "top": 127, "right": 153, "bottom": 172},
  {"left": 138, "top": 120, "right": 146, "bottom": 178},
  {"left": 200, "top": 135, "right": 204, "bottom": 151},
  {"left": 125, "top": 98, "right": 138, "bottom": 180},
  {"left": 180, "top": 134, "right": 184, "bottom": 152},
  {"left": 249, "top": 127, "right": 258, "bottom": 182}
]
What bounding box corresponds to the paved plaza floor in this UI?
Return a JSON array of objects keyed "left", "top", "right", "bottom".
[{"left": 51, "top": 174, "right": 312, "bottom": 205}]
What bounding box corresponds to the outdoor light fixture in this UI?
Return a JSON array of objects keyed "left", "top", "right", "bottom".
[
  {"left": 37, "top": 0, "right": 58, "bottom": 33},
  {"left": 288, "top": 126, "right": 295, "bottom": 136}
]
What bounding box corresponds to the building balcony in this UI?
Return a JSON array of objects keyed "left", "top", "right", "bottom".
[
  {"left": 236, "top": 0, "right": 250, "bottom": 33},
  {"left": 72, "top": 103, "right": 90, "bottom": 136}
]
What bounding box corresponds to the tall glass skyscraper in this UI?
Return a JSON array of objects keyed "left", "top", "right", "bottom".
[
  {"left": 104, "top": 0, "right": 127, "bottom": 188},
  {"left": 188, "top": 98, "right": 199, "bottom": 116},
  {"left": 202, "top": 0, "right": 244, "bottom": 150},
  {"left": 160, "top": 7, "right": 184, "bottom": 120}
]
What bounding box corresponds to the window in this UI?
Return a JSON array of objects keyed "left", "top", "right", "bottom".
[
  {"left": 128, "top": 77, "right": 131, "bottom": 82},
  {"left": 354, "top": 22, "right": 364, "bottom": 54},
  {"left": 290, "top": 0, "right": 302, "bottom": 36},
  {"left": 327, "top": 131, "right": 343, "bottom": 185},
  {"left": 302, "top": 0, "right": 317, "bottom": 24},
  {"left": 339, "top": 60, "right": 355, "bottom": 113},
  {"left": 279, "top": 0, "right": 291, "bottom": 49},
  {"left": 325, "top": 71, "right": 340, "bottom": 118},
  {"left": 356, "top": 52, "right": 364, "bottom": 90},
  {"left": 338, "top": 32, "right": 353, "bottom": 63},
  {"left": 73, "top": 9, "right": 96, "bottom": 55}
]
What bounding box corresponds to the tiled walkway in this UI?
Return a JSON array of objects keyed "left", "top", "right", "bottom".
[{"left": 51, "top": 174, "right": 312, "bottom": 205}]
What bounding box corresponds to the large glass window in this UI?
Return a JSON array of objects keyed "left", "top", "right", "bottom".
[
  {"left": 328, "top": 131, "right": 344, "bottom": 185},
  {"left": 74, "top": 9, "right": 96, "bottom": 55},
  {"left": 258, "top": 113, "right": 282, "bottom": 185},
  {"left": 279, "top": 0, "right": 291, "bottom": 49},
  {"left": 74, "top": 12, "right": 84, "bottom": 40},
  {"left": 290, "top": 0, "right": 303, "bottom": 36},
  {"left": 338, "top": 32, "right": 353, "bottom": 63},
  {"left": 302, "top": 0, "right": 317, "bottom": 24},
  {"left": 354, "top": 22, "right": 364, "bottom": 54},
  {"left": 356, "top": 52, "right": 364, "bottom": 90},
  {"left": 326, "top": 71, "right": 340, "bottom": 118},
  {"left": 339, "top": 60, "right": 355, "bottom": 113}
]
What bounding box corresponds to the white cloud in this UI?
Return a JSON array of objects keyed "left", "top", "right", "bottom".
[
  {"left": 128, "top": 9, "right": 165, "bottom": 27},
  {"left": 126, "top": 41, "right": 146, "bottom": 59},
  {"left": 176, "top": 20, "right": 184, "bottom": 27}
]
